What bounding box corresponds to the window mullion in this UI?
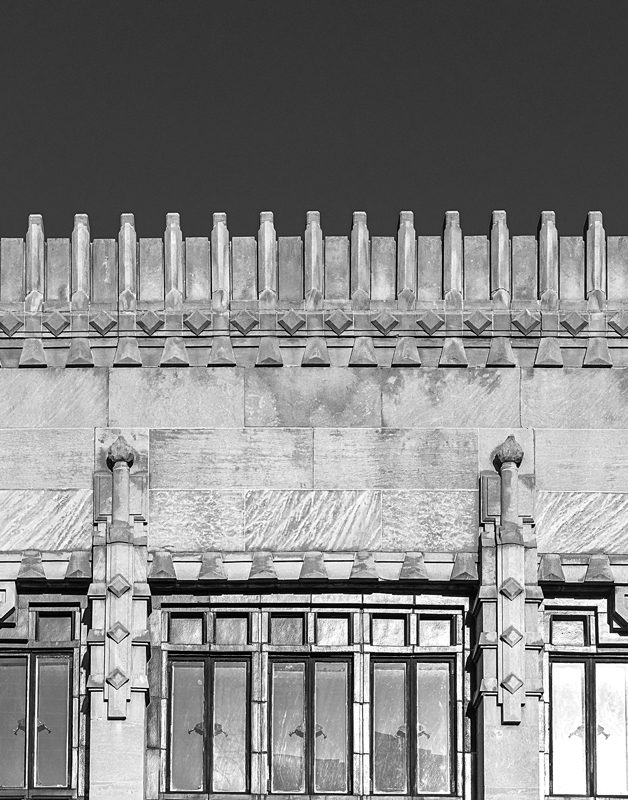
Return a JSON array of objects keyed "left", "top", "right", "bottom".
[{"left": 588, "top": 658, "right": 596, "bottom": 798}]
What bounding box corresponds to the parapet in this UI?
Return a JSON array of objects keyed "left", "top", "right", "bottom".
[{"left": 0, "top": 209, "right": 626, "bottom": 367}]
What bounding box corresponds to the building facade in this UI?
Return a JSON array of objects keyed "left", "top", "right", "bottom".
[{"left": 0, "top": 208, "right": 627, "bottom": 800}]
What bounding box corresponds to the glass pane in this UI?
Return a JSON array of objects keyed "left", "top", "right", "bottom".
[
  {"left": 34, "top": 655, "right": 71, "bottom": 787},
  {"left": 316, "top": 616, "right": 349, "bottom": 646},
  {"left": 551, "top": 662, "right": 587, "bottom": 795},
  {"left": 314, "top": 662, "right": 349, "bottom": 793},
  {"left": 170, "top": 663, "right": 205, "bottom": 792},
  {"left": 212, "top": 661, "right": 248, "bottom": 792},
  {"left": 596, "top": 662, "right": 628, "bottom": 796},
  {"left": 271, "top": 662, "right": 305, "bottom": 793},
  {"left": 271, "top": 616, "right": 304, "bottom": 646},
  {"left": 372, "top": 616, "right": 406, "bottom": 646},
  {"left": 215, "top": 616, "right": 248, "bottom": 645},
  {"left": 169, "top": 615, "right": 204, "bottom": 645},
  {"left": 419, "top": 618, "right": 452, "bottom": 647},
  {"left": 417, "top": 662, "right": 451, "bottom": 794},
  {"left": 373, "top": 662, "right": 407, "bottom": 793},
  {"left": 0, "top": 656, "right": 27, "bottom": 788},
  {"left": 37, "top": 613, "right": 73, "bottom": 642},
  {"left": 551, "top": 617, "right": 586, "bottom": 646}
]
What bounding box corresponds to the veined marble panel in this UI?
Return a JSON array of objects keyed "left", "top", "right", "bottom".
[
  {"left": 0, "top": 429, "right": 93, "bottom": 489},
  {"left": 110, "top": 368, "right": 244, "bottom": 428},
  {"left": 244, "top": 490, "right": 381, "bottom": 551},
  {"left": 149, "top": 490, "right": 244, "bottom": 550},
  {"left": 0, "top": 369, "right": 107, "bottom": 428},
  {"left": 150, "top": 428, "right": 313, "bottom": 490},
  {"left": 0, "top": 489, "right": 92, "bottom": 550},
  {"left": 382, "top": 491, "right": 478, "bottom": 551},
  {"left": 382, "top": 368, "right": 520, "bottom": 428},
  {"left": 313, "top": 428, "right": 477, "bottom": 490},
  {"left": 244, "top": 368, "right": 382, "bottom": 427},
  {"left": 522, "top": 369, "right": 628, "bottom": 429},
  {"left": 535, "top": 491, "right": 628, "bottom": 552},
  {"left": 536, "top": 429, "right": 628, "bottom": 492}
]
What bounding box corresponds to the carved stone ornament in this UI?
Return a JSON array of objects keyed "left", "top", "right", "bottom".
[
  {"left": 106, "top": 435, "right": 138, "bottom": 471},
  {"left": 493, "top": 434, "right": 524, "bottom": 471}
]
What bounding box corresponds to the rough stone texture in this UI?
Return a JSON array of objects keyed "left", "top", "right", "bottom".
[
  {"left": 150, "top": 490, "right": 244, "bottom": 550},
  {"left": 536, "top": 428, "right": 628, "bottom": 491},
  {"left": 0, "top": 489, "right": 92, "bottom": 550},
  {"left": 0, "top": 429, "right": 93, "bottom": 489},
  {"left": 535, "top": 490, "right": 628, "bottom": 552},
  {"left": 381, "top": 490, "right": 478, "bottom": 550},
  {"left": 478, "top": 428, "right": 534, "bottom": 473}
]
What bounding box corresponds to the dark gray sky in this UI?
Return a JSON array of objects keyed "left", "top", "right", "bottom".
[{"left": 1, "top": 0, "right": 627, "bottom": 238}]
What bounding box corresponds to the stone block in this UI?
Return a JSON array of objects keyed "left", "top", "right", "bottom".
[
  {"left": 184, "top": 237, "right": 210, "bottom": 302},
  {"left": 138, "top": 238, "right": 164, "bottom": 304},
  {"left": 512, "top": 236, "right": 537, "bottom": 302},
  {"left": 150, "top": 428, "right": 313, "bottom": 490},
  {"left": 0, "top": 429, "right": 93, "bottom": 489},
  {"left": 559, "top": 236, "right": 585, "bottom": 300},
  {"left": 46, "top": 238, "right": 71, "bottom": 303},
  {"left": 0, "top": 369, "right": 107, "bottom": 427},
  {"left": 535, "top": 491, "right": 628, "bottom": 552},
  {"left": 232, "top": 237, "right": 257, "bottom": 301},
  {"left": 382, "top": 369, "right": 520, "bottom": 428},
  {"left": 91, "top": 239, "right": 117, "bottom": 304},
  {"left": 463, "top": 236, "right": 489, "bottom": 301},
  {"left": 324, "top": 236, "right": 350, "bottom": 300},
  {"left": 0, "top": 489, "right": 92, "bottom": 550},
  {"left": 313, "top": 428, "right": 477, "bottom": 490},
  {"left": 110, "top": 368, "right": 244, "bottom": 428},
  {"left": 607, "top": 235, "right": 628, "bottom": 303},
  {"left": 382, "top": 491, "right": 477, "bottom": 551},
  {"left": 417, "top": 235, "right": 442, "bottom": 301},
  {"left": 371, "top": 237, "right": 395, "bottom": 301},
  {"left": 244, "top": 490, "right": 381, "bottom": 551},
  {"left": 278, "top": 236, "right": 303, "bottom": 303},
  {"left": 536, "top": 429, "right": 628, "bottom": 491},
  {"left": 0, "top": 238, "right": 24, "bottom": 302}
]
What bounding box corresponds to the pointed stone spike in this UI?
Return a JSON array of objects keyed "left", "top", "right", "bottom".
[
  {"left": 18, "top": 549, "right": 45, "bottom": 580},
  {"left": 149, "top": 550, "right": 176, "bottom": 580},
  {"left": 305, "top": 211, "right": 323, "bottom": 310},
  {"left": 349, "top": 336, "right": 378, "bottom": 367},
  {"left": 539, "top": 211, "right": 558, "bottom": 294},
  {"left": 208, "top": 336, "right": 236, "bottom": 366},
  {"left": 351, "top": 211, "right": 370, "bottom": 304},
  {"left": 586, "top": 211, "right": 606, "bottom": 296},
  {"left": 443, "top": 211, "right": 463, "bottom": 294},
  {"left": 65, "top": 550, "right": 91, "bottom": 580},
  {"left": 584, "top": 338, "right": 612, "bottom": 367},
  {"left": 450, "top": 552, "right": 478, "bottom": 581},
  {"left": 300, "top": 552, "right": 328, "bottom": 581},
  {"left": 439, "top": 337, "right": 468, "bottom": 367},
  {"left": 118, "top": 213, "right": 137, "bottom": 310},
  {"left": 258, "top": 211, "right": 277, "bottom": 308},
  {"left": 25, "top": 214, "right": 44, "bottom": 312},
  {"left": 535, "top": 337, "right": 563, "bottom": 367},
  {"left": 160, "top": 336, "right": 189, "bottom": 367},
  {"left": 66, "top": 337, "right": 94, "bottom": 367},
  {"left": 397, "top": 211, "right": 416, "bottom": 302},
  {"left": 585, "top": 553, "right": 613, "bottom": 582},
  {"left": 486, "top": 337, "right": 517, "bottom": 367},
  {"left": 256, "top": 337, "right": 283, "bottom": 366},
  {"left": 164, "top": 212, "right": 184, "bottom": 310},
  {"left": 113, "top": 337, "right": 142, "bottom": 367},
  {"left": 350, "top": 551, "right": 378, "bottom": 580},
  {"left": 399, "top": 552, "right": 428, "bottom": 580},
  {"left": 249, "top": 552, "right": 277, "bottom": 580},
  {"left": 211, "top": 212, "right": 230, "bottom": 310},
  {"left": 71, "top": 213, "right": 90, "bottom": 310},
  {"left": 302, "top": 337, "right": 330, "bottom": 366},
  {"left": 19, "top": 338, "right": 47, "bottom": 367},
  {"left": 392, "top": 337, "right": 422, "bottom": 366},
  {"left": 198, "top": 552, "right": 227, "bottom": 581},
  {"left": 538, "top": 554, "right": 565, "bottom": 582},
  {"left": 490, "top": 210, "right": 510, "bottom": 297}
]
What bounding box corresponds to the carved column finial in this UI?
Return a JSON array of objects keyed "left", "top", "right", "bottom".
[
  {"left": 493, "top": 434, "right": 524, "bottom": 472},
  {"left": 106, "top": 435, "right": 137, "bottom": 471},
  {"left": 106, "top": 436, "right": 137, "bottom": 527}
]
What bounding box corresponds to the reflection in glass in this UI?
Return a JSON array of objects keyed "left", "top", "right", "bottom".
[
  {"left": 419, "top": 618, "right": 452, "bottom": 647},
  {"left": 271, "top": 617, "right": 304, "bottom": 646},
  {"left": 373, "top": 662, "right": 407, "bottom": 793},
  {"left": 596, "top": 662, "right": 628, "bottom": 796},
  {"left": 372, "top": 617, "right": 406, "bottom": 646},
  {"left": 34, "top": 656, "right": 70, "bottom": 787},
  {"left": 37, "top": 614, "right": 73, "bottom": 642},
  {"left": 170, "top": 663, "right": 205, "bottom": 792},
  {"left": 271, "top": 662, "right": 305, "bottom": 792},
  {"left": 551, "top": 618, "right": 586, "bottom": 647},
  {"left": 169, "top": 615, "right": 204, "bottom": 645},
  {"left": 551, "top": 662, "right": 586, "bottom": 795},
  {"left": 212, "top": 661, "right": 248, "bottom": 792},
  {"left": 416, "top": 662, "right": 450, "bottom": 794},
  {"left": 316, "top": 616, "right": 349, "bottom": 646},
  {"left": 0, "top": 657, "right": 27, "bottom": 788},
  {"left": 215, "top": 616, "right": 248, "bottom": 645},
  {"left": 314, "top": 662, "right": 348, "bottom": 793}
]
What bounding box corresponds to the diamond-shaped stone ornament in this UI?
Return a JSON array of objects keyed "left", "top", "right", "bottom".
[
  {"left": 43, "top": 311, "right": 69, "bottom": 337},
  {"left": 90, "top": 311, "right": 116, "bottom": 336},
  {"left": 184, "top": 310, "right": 211, "bottom": 336},
  {"left": 326, "top": 309, "right": 352, "bottom": 336},
  {"left": 278, "top": 309, "right": 306, "bottom": 336},
  {"left": 500, "top": 577, "right": 524, "bottom": 600},
  {"left": 137, "top": 310, "right": 164, "bottom": 336},
  {"left": 501, "top": 673, "right": 524, "bottom": 694},
  {"left": 465, "top": 310, "right": 492, "bottom": 336},
  {"left": 561, "top": 312, "right": 588, "bottom": 336},
  {"left": 501, "top": 625, "right": 523, "bottom": 648},
  {"left": 512, "top": 308, "right": 541, "bottom": 336},
  {"left": 106, "top": 667, "right": 129, "bottom": 690},
  {"left": 372, "top": 311, "right": 399, "bottom": 336},
  {"left": 416, "top": 309, "right": 444, "bottom": 336},
  {"left": 108, "top": 574, "right": 131, "bottom": 598},
  {"left": 609, "top": 311, "right": 628, "bottom": 337},
  {"left": 0, "top": 311, "right": 23, "bottom": 337},
  {"left": 231, "top": 309, "right": 258, "bottom": 336},
  {"left": 107, "top": 621, "right": 130, "bottom": 643}
]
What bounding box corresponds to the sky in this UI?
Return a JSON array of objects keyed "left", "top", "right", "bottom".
[{"left": 1, "top": 0, "right": 628, "bottom": 239}]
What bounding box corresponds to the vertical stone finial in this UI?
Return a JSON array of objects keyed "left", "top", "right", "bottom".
[
  {"left": 443, "top": 211, "right": 463, "bottom": 295},
  {"left": 305, "top": 211, "right": 323, "bottom": 308},
  {"left": 211, "top": 212, "right": 230, "bottom": 310},
  {"left": 164, "top": 212, "right": 184, "bottom": 310},
  {"left": 118, "top": 213, "right": 137, "bottom": 311},
  {"left": 397, "top": 210, "right": 416, "bottom": 305},
  {"left": 586, "top": 211, "right": 606, "bottom": 297},
  {"left": 71, "top": 213, "right": 90, "bottom": 309},
  {"left": 539, "top": 211, "right": 558, "bottom": 295},
  {"left": 106, "top": 435, "right": 137, "bottom": 471},
  {"left": 25, "top": 214, "right": 45, "bottom": 311},
  {"left": 106, "top": 435, "right": 137, "bottom": 526},
  {"left": 258, "top": 211, "right": 277, "bottom": 306},
  {"left": 351, "top": 211, "right": 370, "bottom": 305},
  {"left": 493, "top": 434, "right": 523, "bottom": 527},
  {"left": 490, "top": 210, "right": 510, "bottom": 299},
  {"left": 493, "top": 434, "right": 524, "bottom": 472}
]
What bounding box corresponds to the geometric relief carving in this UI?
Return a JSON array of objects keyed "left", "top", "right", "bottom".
[
  {"left": 501, "top": 625, "right": 523, "bottom": 648},
  {"left": 106, "top": 667, "right": 130, "bottom": 690},
  {"left": 501, "top": 673, "right": 524, "bottom": 694},
  {"left": 500, "top": 577, "right": 524, "bottom": 600},
  {"left": 108, "top": 574, "right": 131, "bottom": 598},
  {"left": 107, "top": 621, "right": 130, "bottom": 643}
]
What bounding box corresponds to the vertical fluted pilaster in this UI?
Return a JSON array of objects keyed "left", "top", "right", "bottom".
[
  {"left": 397, "top": 210, "right": 416, "bottom": 309},
  {"left": 164, "top": 212, "right": 183, "bottom": 310},
  {"left": 538, "top": 211, "right": 558, "bottom": 296},
  {"left": 258, "top": 211, "right": 277, "bottom": 308},
  {"left": 71, "top": 213, "right": 90, "bottom": 310},
  {"left": 118, "top": 213, "right": 137, "bottom": 311},
  {"left": 586, "top": 210, "right": 606, "bottom": 300},
  {"left": 211, "top": 212, "right": 230, "bottom": 311},
  {"left": 443, "top": 211, "right": 463, "bottom": 295},
  {"left": 351, "top": 211, "right": 370, "bottom": 308},
  {"left": 305, "top": 210, "right": 323, "bottom": 309},
  {"left": 25, "top": 214, "right": 44, "bottom": 312}
]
